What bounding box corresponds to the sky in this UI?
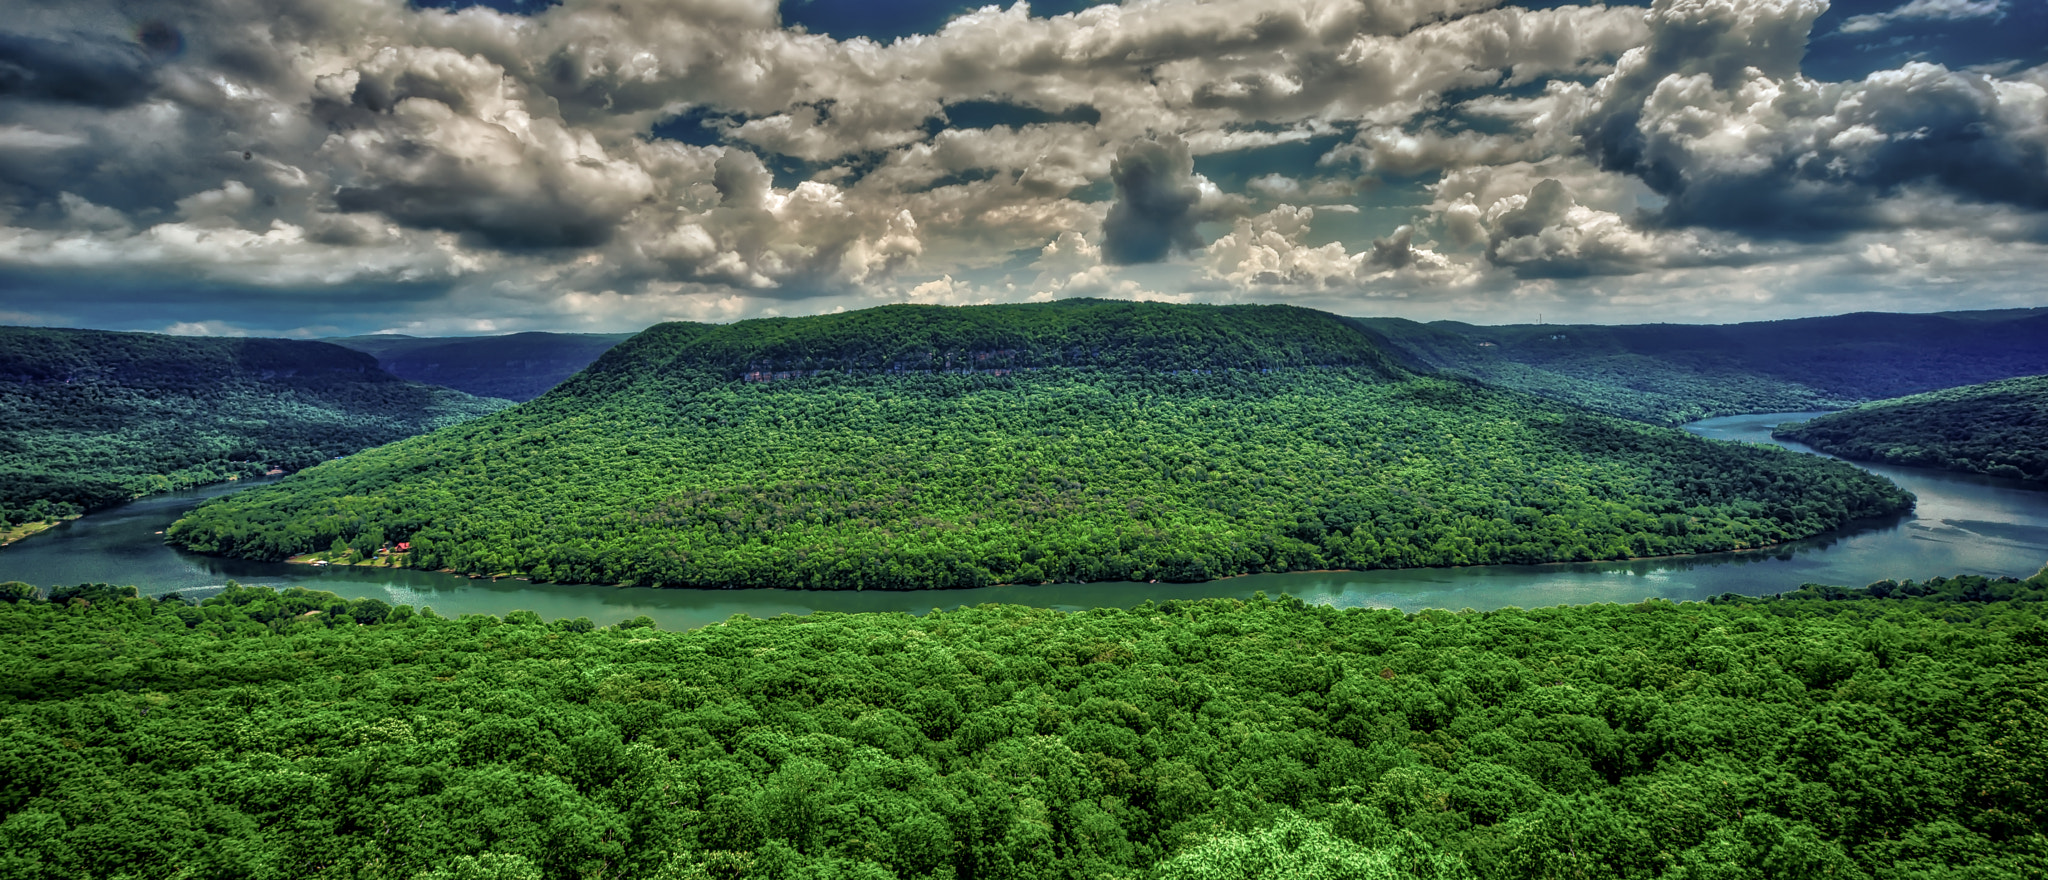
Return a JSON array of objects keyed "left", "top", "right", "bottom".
[{"left": 0, "top": 0, "right": 2043, "bottom": 337}]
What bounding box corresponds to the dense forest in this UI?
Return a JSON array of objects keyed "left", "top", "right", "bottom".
[
  {"left": 0, "top": 327, "right": 510, "bottom": 533},
  {"left": 1, "top": 568, "right": 2043, "bottom": 879},
  {"left": 1772, "top": 375, "right": 2048, "bottom": 486},
  {"left": 328, "top": 332, "right": 636, "bottom": 402},
  {"left": 1356, "top": 308, "right": 2048, "bottom": 425},
  {"left": 167, "top": 301, "right": 1910, "bottom": 589}
]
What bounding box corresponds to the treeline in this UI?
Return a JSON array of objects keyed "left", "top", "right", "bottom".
[
  {"left": 584, "top": 300, "right": 1411, "bottom": 383},
  {"left": 1, "top": 574, "right": 2044, "bottom": 879},
  {"left": 1773, "top": 375, "right": 2048, "bottom": 485},
  {"left": 167, "top": 363, "right": 1911, "bottom": 589},
  {"left": 0, "top": 327, "right": 510, "bottom": 529},
  {"left": 1356, "top": 308, "right": 2048, "bottom": 425}
]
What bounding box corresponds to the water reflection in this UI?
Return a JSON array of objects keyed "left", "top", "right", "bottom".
[{"left": 2, "top": 412, "right": 2042, "bottom": 631}]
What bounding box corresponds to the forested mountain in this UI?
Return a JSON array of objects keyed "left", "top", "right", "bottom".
[
  {"left": 0, "top": 327, "right": 510, "bottom": 534},
  {"left": 1, "top": 574, "right": 2043, "bottom": 879},
  {"left": 327, "top": 332, "right": 636, "bottom": 402},
  {"left": 1355, "top": 308, "right": 2048, "bottom": 425},
  {"left": 168, "top": 301, "right": 1907, "bottom": 588},
  {"left": 1772, "top": 375, "right": 2048, "bottom": 486}
]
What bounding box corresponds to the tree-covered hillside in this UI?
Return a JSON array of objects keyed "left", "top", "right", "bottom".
[
  {"left": 328, "top": 332, "right": 636, "bottom": 402},
  {"left": 1, "top": 576, "right": 2043, "bottom": 879},
  {"left": 169, "top": 301, "right": 1908, "bottom": 588},
  {"left": 1772, "top": 375, "right": 2048, "bottom": 486},
  {"left": 1355, "top": 309, "right": 2048, "bottom": 425},
  {"left": 0, "top": 327, "right": 510, "bottom": 533}
]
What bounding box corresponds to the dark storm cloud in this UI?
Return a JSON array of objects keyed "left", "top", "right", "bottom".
[
  {"left": 332, "top": 184, "right": 619, "bottom": 249},
  {"left": 0, "top": 267, "right": 453, "bottom": 337},
  {"left": 1102, "top": 136, "right": 1204, "bottom": 265},
  {"left": 1369, "top": 226, "right": 1416, "bottom": 269},
  {"left": 0, "top": 31, "right": 159, "bottom": 107}
]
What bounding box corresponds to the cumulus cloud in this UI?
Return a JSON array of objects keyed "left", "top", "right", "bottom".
[
  {"left": 1484, "top": 178, "right": 1680, "bottom": 276},
  {"left": 1570, "top": 0, "right": 2048, "bottom": 238},
  {"left": 1203, "top": 205, "right": 1468, "bottom": 291},
  {"left": 0, "top": 0, "right": 2043, "bottom": 332}
]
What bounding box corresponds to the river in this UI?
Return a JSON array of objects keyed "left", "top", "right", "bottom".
[{"left": 3, "top": 412, "right": 2043, "bottom": 630}]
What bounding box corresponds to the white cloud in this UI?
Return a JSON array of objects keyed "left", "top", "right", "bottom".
[
  {"left": 1202, "top": 205, "right": 1475, "bottom": 292},
  {"left": 1840, "top": 0, "right": 2004, "bottom": 35},
  {"left": 162, "top": 320, "right": 252, "bottom": 336},
  {"left": 0, "top": 126, "right": 87, "bottom": 151},
  {"left": 0, "top": 0, "right": 2043, "bottom": 332}
]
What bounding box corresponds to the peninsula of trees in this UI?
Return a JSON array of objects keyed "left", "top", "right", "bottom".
[
  {"left": 168, "top": 301, "right": 1910, "bottom": 588},
  {"left": 1773, "top": 375, "right": 2048, "bottom": 485},
  {"left": 0, "top": 327, "right": 509, "bottom": 534}
]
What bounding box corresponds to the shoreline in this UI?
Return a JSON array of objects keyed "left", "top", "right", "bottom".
[
  {"left": 1, "top": 516, "right": 79, "bottom": 547},
  {"left": 2, "top": 472, "right": 289, "bottom": 550},
  {"left": 263, "top": 518, "right": 1906, "bottom": 592}
]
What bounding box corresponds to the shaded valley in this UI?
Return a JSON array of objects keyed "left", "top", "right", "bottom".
[
  {"left": 0, "top": 327, "right": 509, "bottom": 537},
  {"left": 328, "top": 332, "right": 636, "bottom": 402}
]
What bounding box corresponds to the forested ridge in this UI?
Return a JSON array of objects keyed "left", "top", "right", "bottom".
[
  {"left": 166, "top": 301, "right": 1909, "bottom": 589},
  {"left": 1773, "top": 375, "right": 2048, "bottom": 486},
  {"left": 2, "top": 569, "right": 2044, "bottom": 880},
  {"left": 327, "top": 333, "right": 636, "bottom": 402},
  {"left": 1356, "top": 309, "right": 2048, "bottom": 425},
  {"left": 0, "top": 327, "right": 510, "bottom": 532}
]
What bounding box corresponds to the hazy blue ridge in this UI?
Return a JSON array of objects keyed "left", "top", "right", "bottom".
[
  {"left": 1353, "top": 308, "right": 2048, "bottom": 426},
  {"left": 326, "top": 331, "right": 637, "bottom": 402}
]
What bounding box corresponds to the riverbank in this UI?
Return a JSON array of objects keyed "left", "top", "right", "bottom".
[
  {"left": 268, "top": 513, "right": 1912, "bottom": 592},
  {"left": 285, "top": 550, "right": 410, "bottom": 569},
  {"left": 0, "top": 516, "right": 79, "bottom": 547}
]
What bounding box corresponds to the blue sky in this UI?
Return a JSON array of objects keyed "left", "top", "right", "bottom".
[{"left": 1, "top": 0, "right": 2044, "bottom": 336}]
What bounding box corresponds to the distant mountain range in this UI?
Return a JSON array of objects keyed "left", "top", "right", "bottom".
[
  {"left": 322, "top": 309, "right": 2048, "bottom": 421},
  {"left": 0, "top": 327, "right": 509, "bottom": 532},
  {"left": 1356, "top": 308, "right": 2048, "bottom": 425},
  {"left": 170, "top": 300, "right": 1907, "bottom": 588},
  {"left": 326, "top": 332, "right": 636, "bottom": 402}
]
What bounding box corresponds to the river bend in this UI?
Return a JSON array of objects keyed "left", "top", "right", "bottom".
[{"left": 3, "top": 412, "right": 2043, "bottom": 630}]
